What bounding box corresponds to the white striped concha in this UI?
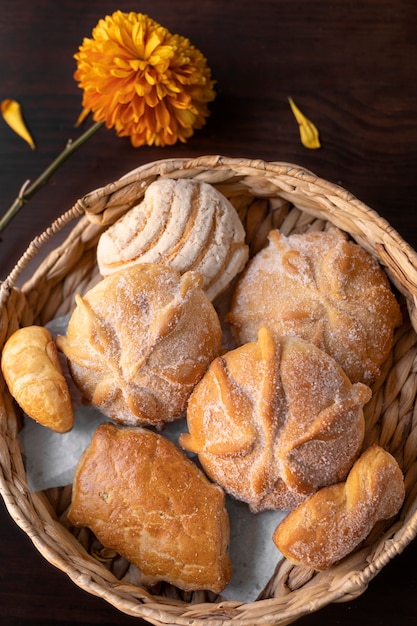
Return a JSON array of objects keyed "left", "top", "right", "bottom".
[{"left": 96, "top": 177, "right": 249, "bottom": 301}]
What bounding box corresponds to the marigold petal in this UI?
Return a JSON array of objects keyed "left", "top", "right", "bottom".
[
  {"left": 170, "top": 90, "right": 193, "bottom": 109},
  {"left": 1, "top": 99, "right": 36, "bottom": 149},
  {"left": 145, "top": 89, "right": 160, "bottom": 107},
  {"left": 75, "top": 106, "right": 91, "bottom": 127},
  {"left": 144, "top": 30, "right": 164, "bottom": 58},
  {"left": 134, "top": 81, "right": 150, "bottom": 97},
  {"left": 128, "top": 59, "right": 141, "bottom": 72},
  {"left": 174, "top": 107, "right": 197, "bottom": 129},
  {"left": 288, "top": 97, "right": 321, "bottom": 150},
  {"left": 110, "top": 68, "right": 131, "bottom": 78},
  {"left": 155, "top": 102, "right": 172, "bottom": 130},
  {"left": 131, "top": 20, "right": 146, "bottom": 58},
  {"left": 144, "top": 69, "right": 158, "bottom": 86}
]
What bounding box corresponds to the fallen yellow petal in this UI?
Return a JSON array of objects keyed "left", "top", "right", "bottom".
[
  {"left": 1, "top": 99, "right": 36, "bottom": 150},
  {"left": 288, "top": 97, "right": 321, "bottom": 150}
]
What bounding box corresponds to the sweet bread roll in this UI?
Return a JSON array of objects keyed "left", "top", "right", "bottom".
[
  {"left": 96, "top": 177, "right": 249, "bottom": 301},
  {"left": 1, "top": 325, "right": 74, "bottom": 433},
  {"left": 68, "top": 422, "right": 232, "bottom": 593},
  {"left": 180, "top": 327, "right": 371, "bottom": 512},
  {"left": 56, "top": 263, "right": 222, "bottom": 428},
  {"left": 273, "top": 445, "right": 405, "bottom": 570},
  {"left": 227, "top": 227, "right": 402, "bottom": 384}
]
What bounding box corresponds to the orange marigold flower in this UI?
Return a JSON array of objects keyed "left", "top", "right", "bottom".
[{"left": 74, "top": 11, "right": 216, "bottom": 147}]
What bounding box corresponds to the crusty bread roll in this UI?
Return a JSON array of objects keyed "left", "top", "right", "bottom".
[
  {"left": 180, "top": 326, "right": 371, "bottom": 512},
  {"left": 227, "top": 227, "right": 402, "bottom": 384},
  {"left": 56, "top": 263, "right": 222, "bottom": 428},
  {"left": 68, "top": 422, "right": 232, "bottom": 593},
  {"left": 273, "top": 445, "right": 405, "bottom": 570},
  {"left": 96, "top": 177, "right": 249, "bottom": 301},
  {"left": 1, "top": 325, "right": 74, "bottom": 433}
]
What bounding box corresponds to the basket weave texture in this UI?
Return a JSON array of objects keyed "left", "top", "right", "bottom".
[{"left": 1, "top": 155, "right": 417, "bottom": 626}]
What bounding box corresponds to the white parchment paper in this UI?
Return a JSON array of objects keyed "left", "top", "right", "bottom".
[{"left": 17, "top": 315, "right": 286, "bottom": 603}]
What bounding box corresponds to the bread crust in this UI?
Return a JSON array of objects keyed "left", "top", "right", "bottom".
[
  {"left": 273, "top": 445, "right": 405, "bottom": 569},
  {"left": 1, "top": 325, "right": 74, "bottom": 432},
  {"left": 180, "top": 327, "right": 371, "bottom": 512},
  {"left": 68, "top": 422, "right": 232, "bottom": 593},
  {"left": 56, "top": 264, "right": 222, "bottom": 428},
  {"left": 96, "top": 177, "right": 249, "bottom": 301},
  {"left": 227, "top": 227, "right": 402, "bottom": 384}
]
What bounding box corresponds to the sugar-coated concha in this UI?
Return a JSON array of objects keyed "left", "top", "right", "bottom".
[
  {"left": 96, "top": 177, "right": 249, "bottom": 301},
  {"left": 68, "top": 423, "right": 232, "bottom": 593},
  {"left": 180, "top": 327, "right": 371, "bottom": 512},
  {"left": 56, "top": 264, "right": 222, "bottom": 428},
  {"left": 227, "top": 227, "right": 402, "bottom": 384},
  {"left": 273, "top": 445, "right": 405, "bottom": 570}
]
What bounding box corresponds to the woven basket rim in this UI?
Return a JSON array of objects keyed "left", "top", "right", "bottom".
[
  {"left": 1, "top": 154, "right": 417, "bottom": 625},
  {"left": 3, "top": 155, "right": 417, "bottom": 300}
]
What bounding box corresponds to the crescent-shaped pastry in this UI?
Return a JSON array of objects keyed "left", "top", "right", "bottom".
[
  {"left": 96, "top": 177, "right": 249, "bottom": 301},
  {"left": 1, "top": 325, "right": 74, "bottom": 433},
  {"left": 56, "top": 263, "right": 222, "bottom": 428},
  {"left": 273, "top": 445, "right": 405, "bottom": 570},
  {"left": 68, "top": 423, "right": 232, "bottom": 593},
  {"left": 226, "top": 227, "right": 402, "bottom": 384},
  {"left": 180, "top": 327, "right": 371, "bottom": 512}
]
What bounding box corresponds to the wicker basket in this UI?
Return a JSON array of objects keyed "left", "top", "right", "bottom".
[{"left": 1, "top": 155, "right": 417, "bottom": 626}]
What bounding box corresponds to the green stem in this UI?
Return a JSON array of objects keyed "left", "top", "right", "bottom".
[{"left": 0, "top": 121, "right": 104, "bottom": 234}]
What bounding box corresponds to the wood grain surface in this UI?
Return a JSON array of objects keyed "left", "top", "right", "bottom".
[{"left": 1, "top": 1, "right": 417, "bottom": 624}]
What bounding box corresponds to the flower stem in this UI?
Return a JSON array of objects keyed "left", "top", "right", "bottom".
[{"left": 0, "top": 121, "right": 104, "bottom": 234}]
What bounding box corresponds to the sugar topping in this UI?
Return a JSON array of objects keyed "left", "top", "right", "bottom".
[
  {"left": 181, "top": 328, "right": 370, "bottom": 513},
  {"left": 273, "top": 445, "right": 405, "bottom": 569},
  {"left": 96, "top": 177, "right": 248, "bottom": 301},
  {"left": 57, "top": 264, "right": 222, "bottom": 429},
  {"left": 227, "top": 227, "right": 402, "bottom": 385}
]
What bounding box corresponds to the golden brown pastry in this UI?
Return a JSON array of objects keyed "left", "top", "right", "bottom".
[
  {"left": 56, "top": 264, "right": 222, "bottom": 429},
  {"left": 180, "top": 327, "right": 371, "bottom": 512},
  {"left": 1, "top": 325, "right": 74, "bottom": 433},
  {"left": 68, "top": 422, "right": 232, "bottom": 593},
  {"left": 96, "top": 177, "right": 249, "bottom": 301},
  {"left": 273, "top": 445, "right": 405, "bottom": 570},
  {"left": 227, "top": 227, "right": 402, "bottom": 384}
]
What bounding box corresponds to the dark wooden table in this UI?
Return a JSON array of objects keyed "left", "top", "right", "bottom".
[{"left": 1, "top": 1, "right": 417, "bottom": 624}]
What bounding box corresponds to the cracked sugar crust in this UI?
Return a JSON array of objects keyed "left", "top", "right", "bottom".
[
  {"left": 273, "top": 444, "right": 405, "bottom": 570},
  {"left": 56, "top": 263, "right": 222, "bottom": 428},
  {"left": 96, "top": 177, "right": 249, "bottom": 301},
  {"left": 180, "top": 327, "right": 371, "bottom": 512},
  {"left": 227, "top": 227, "right": 402, "bottom": 385},
  {"left": 68, "top": 423, "right": 232, "bottom": 593}
]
